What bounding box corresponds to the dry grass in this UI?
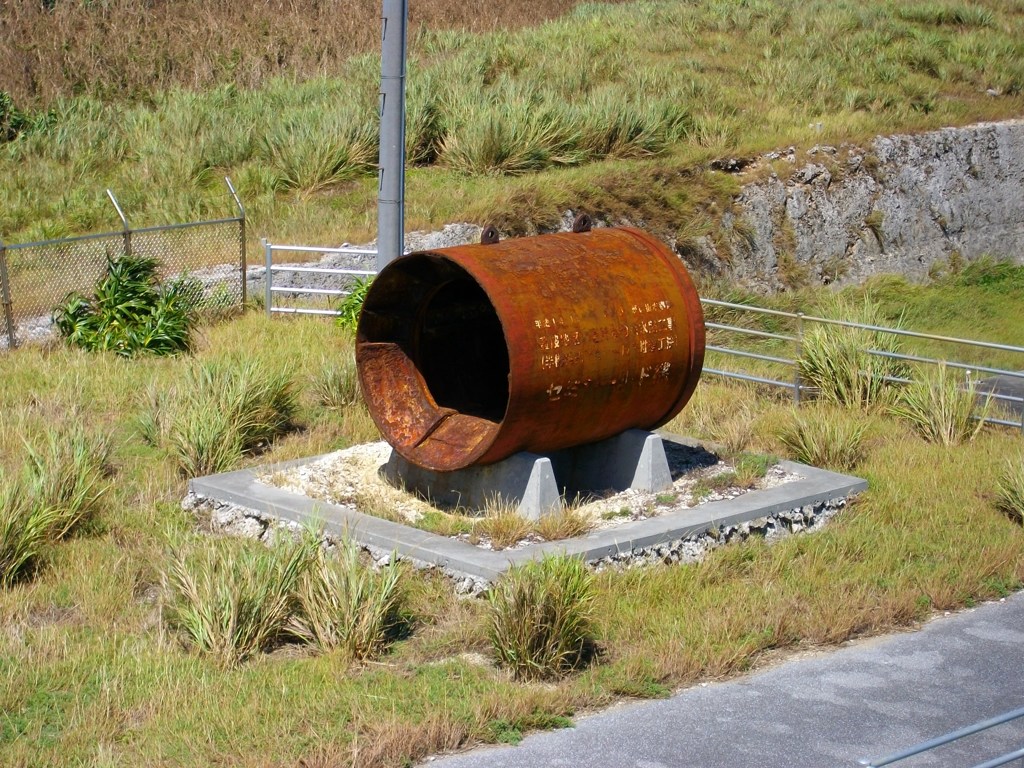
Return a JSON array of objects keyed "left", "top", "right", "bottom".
[
  {"left": 472, "top": 499, "right": 535, "bottom": 551},
  {"left": 535, "top": 502, "right": 595, "bottom": 542},
  {"left": 1, "top": 0, "right": 619, "bottom": 107},
  {"left": 890, "top": 362, "right": 990, "bottom": 445},
  {"left": 996, "top": 457, "right": 1024, "bottom": 525},
  {"left": 779, "top": 406, "right": 871, "bottom": 471},
  {"left": 487, "top": 554, "right": 596, "bottom": 680}
]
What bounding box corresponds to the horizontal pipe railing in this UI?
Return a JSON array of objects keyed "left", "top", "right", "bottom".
[
  {"left": 269, "top": 265, "right": 376, "bottom": 276},
  {"left": 270, "top": 307, "right": 347, "bottom": 316},
  {"left": 705, "top": 321, "right": 797, "bottom": 342},
  {"left": 706, "top": 345, "right": 795, "bottom": 366},
  {"left": 263, "top": 239, "right": 376, "bottom": 318},
  {"left": 868, "top": 348, "right": 1024, "bottom": 381},
  {"left": 702, "top": 367, "right": 798, "bottom": 390},
  {"left": 705, "top": 298, "right": 1024, "bottom": 356},
  {"left": 270, "top": 286, "right": 354, "bottom": 297},
  {"left": 268, "top": 245, "right": 378, "bottom": 256},
  {"left": 259, "top": 243, "right": 1024, "bottom": 435},
  {"left": 859, "top": 705, "right": 1024, "bottom": 767}
]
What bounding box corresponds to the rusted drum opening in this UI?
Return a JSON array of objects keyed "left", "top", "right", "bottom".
[
  {"left": 416, "top": 269, "right": 510, "bottom": 422},
  {"left": 357, "top": 227, "right": 706, "bottom": 473},
  {"left": 357, "top": 254, "right": 512, "bottom": 470}
]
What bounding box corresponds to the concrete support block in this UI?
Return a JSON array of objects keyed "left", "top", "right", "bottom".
[
  {"left": 550, "top": 429, "right": 673, "bottom": 497},
  {"left": 383, "top": 449, "right": 561, "bottom": 521},
  {"left": 381, "top": 429, "right": 672, "bottom": 519}
]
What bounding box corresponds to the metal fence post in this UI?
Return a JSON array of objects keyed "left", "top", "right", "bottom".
[
  {"left": 106, "top": 189, "right": 131, "bottom": 257},
  {"left": 263, "top": 238, "right": 272, "bottom": 318},
  {"left": 225, "top": 177, "right": 247, "bottom": 306},
  {"left": 377, "top": 0, "right": 408, "bottom": 271},
  {"left": 0, "top": 238, "right": 16, "bottom": 349},
  {"left": 793, "top": 312, "right": 804, "bottom": 404}
]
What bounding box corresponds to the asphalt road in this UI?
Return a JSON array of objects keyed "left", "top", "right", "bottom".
[
  {"left": 426, "top": 593, "right": 1024, "bottom": 768},
  {"left": 979, "top": 375, "right": 1024, "bottom": 420}
]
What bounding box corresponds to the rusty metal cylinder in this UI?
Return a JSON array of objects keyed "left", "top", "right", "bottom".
[{"left": 356, "top": 226, "right": 705, "bottom": 472}]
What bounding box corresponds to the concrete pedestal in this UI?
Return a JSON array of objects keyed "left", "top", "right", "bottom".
[{"left": 382, "top": 429, "right": 672, "bottom": 520}]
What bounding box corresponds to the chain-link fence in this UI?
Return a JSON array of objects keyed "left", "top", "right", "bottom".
[{"left": 0, "top": 181, "right": 246, "bottom": 349}]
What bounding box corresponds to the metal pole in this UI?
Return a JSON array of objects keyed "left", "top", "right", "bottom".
[
  {"left": 793, "top": 312, "right": 804, "bottom": 404},
  {"left": 225, "top": 177, "right": 247, "bottom": 305},
  {"left": 0, "top": 239, "right": 16, "bottom": 349},
  {"left": 377, "top": 0, "right": 408, "bottom": 271},
  {"left": 106, "top": 189, "right": 131, "bottom": 257},
  {"left": 263, "top": 238, "right": 272, "bottom": 318}
]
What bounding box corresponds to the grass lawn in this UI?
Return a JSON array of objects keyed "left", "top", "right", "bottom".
[{"left": 2, "top": 278, "right": 1023, "bottom": 765}]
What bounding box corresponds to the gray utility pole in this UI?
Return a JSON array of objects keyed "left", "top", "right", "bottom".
[{"left": 377, "top": 0, "right": 408, "bottom": 271}]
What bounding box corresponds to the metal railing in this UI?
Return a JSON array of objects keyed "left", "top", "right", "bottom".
[
  {"left": 859, "top": 706, "right": 1024, "bottom": 767},
  {"left": 702, "top": 298, "right": 1024, "bottom": 432},
  {"left": 0, "top": 178, "right": 246, "bottom": 350},
  {"left": 261, "top": 241, "right": 378, "bottom": 317},
  {"left": 259, "top": 244, "right": 1024, "bottom": 433}
]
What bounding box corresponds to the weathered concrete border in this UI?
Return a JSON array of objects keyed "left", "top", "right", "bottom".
[{"left": 188, "top": 434, "right": 867, "bottom": 584}]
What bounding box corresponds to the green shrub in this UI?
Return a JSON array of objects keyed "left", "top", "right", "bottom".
[
  {"left": 167, "top": 358, "right": 298, "bottom": 476},
  {"left": 289, "top": 538, "right": 403, "bottom": 659},
  {"left": 164, "top": 534, "right": 317, "bottom": 667},
  {"left": 335, "top": 277, "right": 373, "bottom": 332},
  {"left": 1, "top": 428, "right": 109, "bottom": 586},
  {"left": 487, "top": 554, "right": 596, "bottom": 680},
  {"left": 890, "top": 363, "right": 989, "bottom": 445},
  {"left": 996, "top": 458, "right": 1024, "bottom": 525},
  {"left": 799, "top": 297, "right": 907, "bottom": 409},
  {"left": 779, "top": 408, "right": 868, "bottom": 471},
  {"left": 52, "top": 254, "right": 199, "bottom": 357}
]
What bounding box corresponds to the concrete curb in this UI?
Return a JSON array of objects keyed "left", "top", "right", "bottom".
[{"left": 189, "top": 434, "right": 867, "bottom": 583}]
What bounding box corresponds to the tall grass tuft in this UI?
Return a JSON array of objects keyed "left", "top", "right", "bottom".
[
  {"left": 164, "top": 534, "right": 317, "bottom": 667},
  {"left": 23, "top": 426, "right": 110, "bottom": 539},
  {"left": 472, "top": 498, "right": 534, "bottom": 550},
  {"left": 0, "top": 427, "right": 109, "bottom": 586},
  {"left": 798, "top": 297, "right": 907, "bottom": 409},
  {"left": 310, "top": 353, "right": 361, "bottom": 409},
  {"left": 259, "top": 109, "right": 377, "bottom": 196},
  {"left": 289, "top": 537, "right": 404, "bottom": 659},
  {"left": 487, "top": 553, "right": 596, "bottom": 680},
  {"left": 0, "top": 474, "right": 52, "bottom": 587},
  {"left": 995, "top": 458, "right": 1024, "bottom": 525},
  {"left": 168, "top": 358, "right": 298, "bottom": 476},
  {"left": 890, "top": 363, "right": 989, "bottom": 445},
  {"left": 534, "top": 502, "right": 594, "bottom": 542},
  {"left": 778, "top": 407, "right": 868, "bottom": 471}
]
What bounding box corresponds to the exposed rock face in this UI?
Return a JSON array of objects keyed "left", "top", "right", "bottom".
[{"left": 704, "top": 119, "right": 1024, "bottom": 290}]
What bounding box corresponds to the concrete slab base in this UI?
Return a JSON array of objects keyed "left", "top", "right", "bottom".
[
  {"left": 187, "top": 432, "right": 869, "bottom": 585},
  {"left": 383, "top": 429, "right": 673, "bottom": 520}
]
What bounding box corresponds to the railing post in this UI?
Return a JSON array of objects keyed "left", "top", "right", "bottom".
[
  {"left": 225, "top": 177, "right": 247, "bottom": 306},
  {"left": 0, "top": 238, "right": 16, "bottom": 349},
  {"left": 793, "top": 311, "right": 804, "bottom": 404},
  {"left": 263, "top": 238, "right": 272, "bottom": 318},
  {"left": 106, "top": 189, "right": 131, "bottom": 257}
]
